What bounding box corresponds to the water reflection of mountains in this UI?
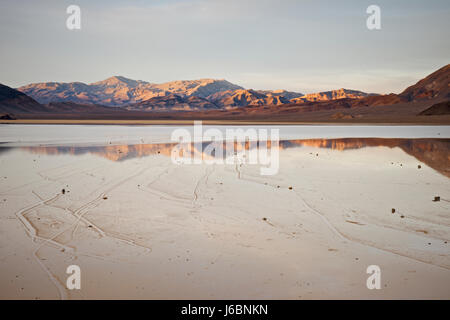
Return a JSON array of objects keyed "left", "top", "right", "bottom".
[{"left": 20, "top": 138, "right": 450, "bottom": 178}]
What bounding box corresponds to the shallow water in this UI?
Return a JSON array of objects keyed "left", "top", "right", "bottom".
[
  {"left": 1, "top": 137, "right": 448, "bottom": 178},
  {"left": 1, "top": 124, "right": 449, "bottom": 146}
]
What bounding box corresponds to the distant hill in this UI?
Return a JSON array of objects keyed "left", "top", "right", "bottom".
[
  {"left": 399, "top": 64, "right": 450, "bottom": 102},
  {"left": 344, "top": 64, "right": 450, "bottom": 109},
  {"left": 0, "top": 83, "right": 47, "bottom": 113},
  {"left": 0, "top": 83, "right": 124, "bottom": 114},
  {"left": 293, "top": 88, "right": 377, "bottom": 103}
]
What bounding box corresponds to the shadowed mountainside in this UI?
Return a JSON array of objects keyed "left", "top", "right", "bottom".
[
  {"left": 0, "top": 84, "right": 47, "bottom": 113},
  {"left": 292, "top": 88, "right": 377, "bottom": 103},
  {"left": 125, "top": 94, "right": 220, "bottom": 111},
  {"left": 419, "top": 101, "right": 450, "bottom": 116}
]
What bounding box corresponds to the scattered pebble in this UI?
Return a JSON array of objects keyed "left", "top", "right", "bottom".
[
  {"left": 288, "top": 186, "right": 293, "bottom": 190},
  {"left": 103, "top": 196, "right": 108, "bottom": 200},
  {"left": 433, "top": 196, "right": 440, "bottom": 202},
  {"left": 392, "top": 208, "right": 396, "bottom": 214},
  {"left": 61, "top": 189, "right": 65, "bottom": 194},
  {"left": 262, "top": 217, "right": 267, "bottom": 221},
  {"left": 400, "top": 215, "right": 405, "bottom": 218},
  {"left": 418, "top": 165, "right": 421, "bottom": 169}
]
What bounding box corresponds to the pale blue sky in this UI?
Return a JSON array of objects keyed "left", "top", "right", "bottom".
[{"left": 0, "top": 0, "right": 449, "bottom": 93}]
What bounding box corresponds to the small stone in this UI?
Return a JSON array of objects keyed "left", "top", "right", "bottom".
[
  {"left": 433, "top": 196, "right": 440, "bottom": 202},
  {"left": 61, "top": 189, "right": 65, "bottom": 194},
  {"left": 418, "top": 165, "right": 421, "bottom": 169},
  {"left": 288, "top": 186, "right": 293, "bottom": 190},
  {"left": 392, "top": 208, "right": 396, "bottom": 214}
]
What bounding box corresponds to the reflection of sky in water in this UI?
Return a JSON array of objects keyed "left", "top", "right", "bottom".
[
  {"left": 0, "top": 138, "right": 449, "bottom": 178},
  {"left": 1, "top": 125, "right": 449, "bottom": 146}
]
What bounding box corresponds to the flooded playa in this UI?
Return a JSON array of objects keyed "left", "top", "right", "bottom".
[{"left": 0, "top": 125, "right": 449, "bottom": 299}]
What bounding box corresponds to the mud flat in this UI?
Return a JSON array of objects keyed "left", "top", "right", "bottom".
[{"left": 0, "top": 125, "right": 449, "bottom": 299}]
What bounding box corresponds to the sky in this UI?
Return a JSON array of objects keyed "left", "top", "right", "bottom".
[{"left": 0, "top": 0, "right": 449, "bottom": 94}]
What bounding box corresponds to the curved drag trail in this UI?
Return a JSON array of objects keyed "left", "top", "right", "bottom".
[
  {"left": 14, "top": 164, "right": 154, "bottom": 299},
  {"left": 232, "top": 166, "right": 450, "bottom": 271}
]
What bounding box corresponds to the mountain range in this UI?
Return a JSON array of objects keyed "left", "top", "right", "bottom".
[
  {"left": 15, "top": 76, "right": 378, "bottom": 110},
  {"left": 17, "top": 77, "right": 244, "bottom": 107},
  {"left": 1, "top": 64, "right": 449, "bottom": 121}
]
